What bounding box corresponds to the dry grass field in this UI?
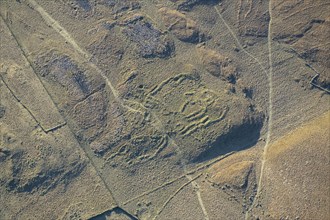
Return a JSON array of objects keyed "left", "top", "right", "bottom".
[{"left": 0, "top": 0, "right": 329, "bottom": 219}]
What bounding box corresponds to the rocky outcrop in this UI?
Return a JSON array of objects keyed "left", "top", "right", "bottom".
[
  {"left": 159, "top": 7, "right": 200, "bottom": 43},
  {"left": 122, "top": 18, "right": 175, "bottom": 58}
]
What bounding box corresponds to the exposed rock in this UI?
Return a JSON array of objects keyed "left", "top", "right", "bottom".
[
  {"left": 122, "top": 19, "right": 175, "bottom": 58},
  {"left": 0, "top": 105, "right": 5, "bottom": 118},
  {"left": 159, "top": 7, "right": 200, "bottom": 43},
  {"left": 316, "top": 74, "right": 330, "bottom": 91},
  {"left": 172, "top": 0, "right": 221, "bottom": 11},
  {"left": 64, "top": 0, "right": 95, "bottom": 19},
  {"left": 99, "top": 0, "right": 141, "bottom": 15},
  {"left": 197, "top": 45, "right": 237, "bottom": 82},
  {"left": 34, "top": 52, "right": 107, "bottom": 139},
  {"left": 35, "top": 52, "right": 105, "bottom": 104},
  {"left": 75, "top": 0, "right": 92, "bottom": 12}
]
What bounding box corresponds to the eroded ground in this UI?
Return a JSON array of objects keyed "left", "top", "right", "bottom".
[{"left": 0, "top": 0, "right": 329, "bottom": 219}]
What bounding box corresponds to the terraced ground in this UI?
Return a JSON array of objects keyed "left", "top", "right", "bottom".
[{"left": 0, "top": 0, "right": 329, "bottom": 219}]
